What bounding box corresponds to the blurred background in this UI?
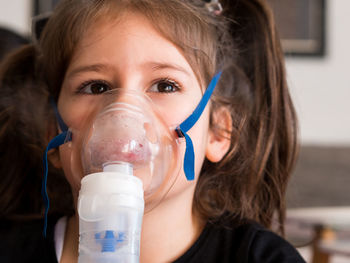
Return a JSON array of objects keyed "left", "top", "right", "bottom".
[{"left": 0, "top": 0, "right": 349, "bottom": 262}]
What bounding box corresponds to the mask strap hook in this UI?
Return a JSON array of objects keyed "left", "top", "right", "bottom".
[
  {"left": 176, "top": 71, "right": 222, "bottom": 181},
  {"left": 42, "top": 99, "right": 71, "bottom": 237}
]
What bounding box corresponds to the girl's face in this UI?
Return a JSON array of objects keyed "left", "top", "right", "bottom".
[{"left": 58, "top": 12, "right": 211, "bottom": 202}]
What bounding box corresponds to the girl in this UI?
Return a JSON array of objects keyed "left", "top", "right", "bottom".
[{"left": 0, "top": 0, "right": 304, "bottom": 262}]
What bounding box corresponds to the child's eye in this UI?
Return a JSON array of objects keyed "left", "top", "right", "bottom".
[
  {"left": 78, "top": 80, "right": 111, "bottom": 94},
  {"left": 149, "top": 79, "right": 180, "bottom": 93}
]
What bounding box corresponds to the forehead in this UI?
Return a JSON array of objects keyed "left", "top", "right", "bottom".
[{"left": 67, "top": 12, "right": 195, "bottom": 78}]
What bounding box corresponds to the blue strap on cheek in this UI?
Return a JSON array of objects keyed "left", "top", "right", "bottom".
[
  {"left": 42, "top": 100, "right": 71, "bottom": 237},
  {"left": 176, "top": 72, "right": 222, "bottom": 181}
]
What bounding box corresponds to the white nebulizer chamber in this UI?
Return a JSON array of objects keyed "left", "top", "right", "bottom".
[{"left": 78, "top": 162, "right": 144, "bottom": 263}]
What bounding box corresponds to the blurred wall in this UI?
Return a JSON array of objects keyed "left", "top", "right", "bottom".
[
  {"left": 0, "top": 0, "right": 31, "bottom": 36},
  {"left": 286, "top": 0, "right": 350, "bottom": 146}
]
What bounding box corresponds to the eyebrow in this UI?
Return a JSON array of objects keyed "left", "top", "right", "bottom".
[
  {"left": 66, "top": 61, "right": 191, "bottom": 79},
  {"left": 66, "top": 64, "right": 110, "bottom": 79},
  {"left": 146, "top": 62, "right": 191, "bottom": 76}
]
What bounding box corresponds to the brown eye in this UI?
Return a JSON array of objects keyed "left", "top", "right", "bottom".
[
  {"left": 79, "top": 80, "right": 111, "bottom": 94},
  {"left": 149, "top": 79, "right": 180, "bottom": 93}
]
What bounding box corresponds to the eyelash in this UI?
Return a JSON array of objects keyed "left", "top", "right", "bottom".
[
  {"left": 149, "top": 77, "right": 182, "bottom": 93},
  {"left": 75, "top": 77, "right": 182, "bottom": 95},
  {"left": 76, "top": 79, "right": 111, "bottom": 95}
]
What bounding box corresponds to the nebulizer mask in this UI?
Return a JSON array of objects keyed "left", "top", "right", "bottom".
[{"left": 42, "top": 73, "right": 221, "bottom": 262}]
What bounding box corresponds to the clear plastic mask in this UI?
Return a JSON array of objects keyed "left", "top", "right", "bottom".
[{"left": 67, "top": 89, "right": 183, "bottom": 210}]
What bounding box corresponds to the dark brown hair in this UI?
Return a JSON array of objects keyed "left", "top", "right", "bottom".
[
  {"left": 0, "top": 46, "right": 73, "bottom": 218},
  {"left": 0, "top": 0, "right": 297, "bottom": 233},
  {"left": 196, "top": 0, "right": 298, "bottom": 234}
]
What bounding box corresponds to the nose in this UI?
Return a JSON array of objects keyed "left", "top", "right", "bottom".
[
  {"left": 103, "top": 88, "right": 151, "bottom": 111},
  {"left": 86, "top": 102, "right": 153, "bottom": 171}
]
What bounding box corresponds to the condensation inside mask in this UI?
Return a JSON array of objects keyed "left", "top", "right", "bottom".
[{"left": 69, "top": 90, "right": 182, "bottom": 210}]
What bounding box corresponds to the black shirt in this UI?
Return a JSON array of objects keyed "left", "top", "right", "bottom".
[
  {"left": 174, "top": 219, "right": 306, "bottom": 263},
  {"left": 0, "top": 216, "right": 305, "bottom": 262},
  {"left": 0, "top": 215, "right": 59, "bottom": 263}
]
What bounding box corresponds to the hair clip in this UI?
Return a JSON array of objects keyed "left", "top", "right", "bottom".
[{"left": 205, "top": 0, "right": 223, "bottom": 15}]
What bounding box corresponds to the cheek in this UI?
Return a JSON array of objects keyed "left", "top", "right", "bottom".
[
  {"left": 59, "top": 144, "right": 81, "bottom": 194},
  {"left": 57, "top": 88, "right": 95, "bottom": 132}
]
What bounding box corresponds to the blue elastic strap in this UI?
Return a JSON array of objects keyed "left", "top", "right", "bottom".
[
  {"left": 42, "top": 100, "right": 71, "bottom": 237},
  {"left": 176, "top": 72, "right": 222, "bottom": 181},
  {"left": 42, "top": 131, "right": 71, "bottom": 236}
]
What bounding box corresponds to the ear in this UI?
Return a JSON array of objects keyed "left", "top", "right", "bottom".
[
  {"left": 46, "top": 120, "right": 62, "bottom": 169},
  {"left": 48, "top": 148, "right": 62, "bottom": 169},
  {"left": 205, "top": 107, "right": 232, "bottom": 162}
]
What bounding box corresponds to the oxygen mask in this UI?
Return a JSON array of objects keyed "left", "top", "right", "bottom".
[{"left": 68, "top": 89, "right": 181, "bottom": 209}]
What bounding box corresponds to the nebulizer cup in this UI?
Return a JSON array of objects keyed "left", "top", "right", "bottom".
[
  {"left": 68, "top": 89, "right": 181, "bottom": 262},
  {"left": 78, "top": 161, "right": 144, "bottom": 263}
]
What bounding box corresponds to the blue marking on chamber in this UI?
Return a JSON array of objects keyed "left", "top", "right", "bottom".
[
  {"left": 102, "top": 231, "right": 117, "bottom": 252},
  {"left": 95, "top": 230, "right": 125, "bottom": 252}
]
